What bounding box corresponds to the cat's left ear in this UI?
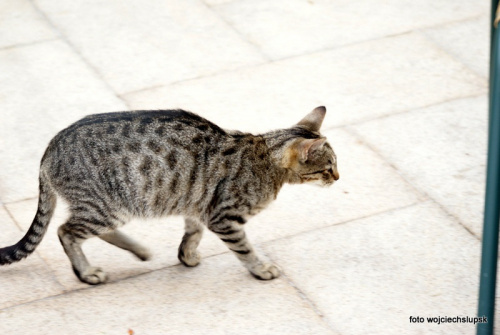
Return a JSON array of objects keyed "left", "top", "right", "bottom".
[
  {"left": 297, "top": 106, "right": 326, "bottom": 132},
  {"left": 297, "top": 138, "right": 327, "bottom": 162}
]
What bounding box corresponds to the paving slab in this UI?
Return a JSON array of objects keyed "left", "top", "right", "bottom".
[
  {"left": 0, "top": 253, "right": 335, "bottom": 335},
  {"left": 421, "top": 15, "right": 490, "bottom": 79},
  {"left": 211, "top": 0, "right": 489, "bottom": 60},
  {"left": 351, "top": 95, "right": 487, "bottom": 237},
  {"left": 204, "top": 0, "right": 234, "bottom": 6},
  {"left": 0, "top": 0, "right": 56, "bottom": 49},
  {"left": 33, "top": 0, "right": 266, "bottom": 95},
  {"left": 0, "top": 40, "right": 126, "bottom": 203},
  {"left": 263, "top": 202, "right": 481, "bottom": 335},
  {"left": 123, "top": 33, "right": 486, "bottom": 132},
  {"left": 0, "top": 206, "right": 64, "bottom": 309}
]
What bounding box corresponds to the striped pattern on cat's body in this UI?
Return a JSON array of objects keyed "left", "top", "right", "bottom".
[{"left": 0, "top": 107, "right": 339, "bottom": 284}]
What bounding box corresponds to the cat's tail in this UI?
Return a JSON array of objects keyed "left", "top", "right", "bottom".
[{"left": 0, "top": 171, "right": 56, "bottom": 265}]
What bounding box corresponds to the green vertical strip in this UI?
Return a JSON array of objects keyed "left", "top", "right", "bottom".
[
  {"left": 492, "top": 0, "right": 499, "bottom": 56},
  {"left": 478, "top": 1, "right": 500, "bottom": 334}
]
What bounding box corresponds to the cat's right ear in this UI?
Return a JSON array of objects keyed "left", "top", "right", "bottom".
[
  {"left": 297, "top": 138, "right": 327, "bottom": 163},
  {"left": 297, "top": 106, "right": 326, "bottom": 132}
]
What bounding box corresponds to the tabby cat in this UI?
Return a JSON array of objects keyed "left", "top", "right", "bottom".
[{"left": 0, "top": 106, "right": 338, "bottom": 284}]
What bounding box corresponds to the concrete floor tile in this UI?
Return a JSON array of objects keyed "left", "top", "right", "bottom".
[
  {"left": 245, "top": 127, "right": 423, "bottom": 243},
  {"left": 421, "top": 15, "right": 490, "bottom": 79},
  {"left": 204, "top": 0, "right": 235, "bottom": 6},
  {"left": 0, "top": 0, "right": 56, "bottom": 49},
  {"left": 124, "top": 33, "right": 486, "bottom": 132},
  {"left": 212, "top": 0, "right": 488, "bottom": 59},
  {"left": 0, "top": 253, "right": 335, "bottom": 335},
  {"left": 34, "top": 0, "right": 266, "bottom": 94},
  {"left": 0, "top": 307, "right": 68, "bottom": 335},
  {"left": 0, "top": 40, "right": 126, "bottom": 203},
  {"left": 0, "top": 206, "right": 64, "bottom": 309},
  {"left": 351, "top": 96, "right": 487, "bottom": 236},
  {"left": 263, "top": 202, "right": 480, "bottom": 335}
]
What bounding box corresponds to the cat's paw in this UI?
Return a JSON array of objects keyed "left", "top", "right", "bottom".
[
  {"left": 178, "top": 250, "right": 201, "bottom": 267},
  {"left": 79, "top": 267, "right": 108, "bottom": 285},
  {"left": 250, "top": 263, "right": 280, "bottom": 280}
]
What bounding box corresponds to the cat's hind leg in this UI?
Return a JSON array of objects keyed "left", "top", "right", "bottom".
[
  {"left": 99, "top": 229, "right": 151, "bottom": 261},
  {"left": 178, "top": 218, "right": 203, "bottom": 267},
  {"left": 57, "top": 215, "right": 114, "bottom": 285}
]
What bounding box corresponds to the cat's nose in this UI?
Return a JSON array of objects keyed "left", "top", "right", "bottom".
[{"left": 333, "top": 170, "right": 339, "bottom": 181}]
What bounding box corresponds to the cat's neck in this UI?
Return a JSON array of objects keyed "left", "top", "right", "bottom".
[{"left": 262, "top": 131, "right": 303, "bottom": 185}]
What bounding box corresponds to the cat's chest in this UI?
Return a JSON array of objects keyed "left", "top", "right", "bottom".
[
  {"left": 240, "top": 184, "right": 278, "bottom": 217},
  {"left": 247, "top": 200, "right": 272, "bottom": 216}
]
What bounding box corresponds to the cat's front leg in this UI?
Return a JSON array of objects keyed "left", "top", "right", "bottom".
[
  {"left": 178, "top": 218, "right": 203, "bottom": 267},
  {"left": 207, "top": 216, "right": 280, "bottom": 280}
]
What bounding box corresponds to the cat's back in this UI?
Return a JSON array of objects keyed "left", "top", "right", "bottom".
[
  {"left": 40, "top": 109, "right": 265, "bottom": 217},
  {"left": 45, "top": 109, "right": 227, "bottom": 158},
  {"left": 60, "top": 109, "right": 226, "bottom": 143}
]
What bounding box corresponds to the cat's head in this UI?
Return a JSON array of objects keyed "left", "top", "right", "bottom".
[{"left": 283, "top": 106, "right": 339, "bottom": 186}]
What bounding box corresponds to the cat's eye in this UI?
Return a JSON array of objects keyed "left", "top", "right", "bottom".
[{"left": 305, "top": 169, "right": 325, "bottom": 175}]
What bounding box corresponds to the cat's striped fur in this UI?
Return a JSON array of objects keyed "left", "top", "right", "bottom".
[{"left": 0, "top": 107, "right": 338, "bottom": 284}]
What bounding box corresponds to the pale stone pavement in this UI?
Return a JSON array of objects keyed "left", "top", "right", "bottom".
[{"left": 0, "top": 1, "right": 492, "bottom": 334}]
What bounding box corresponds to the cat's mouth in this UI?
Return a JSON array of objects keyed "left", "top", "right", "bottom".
[
  {"left": 300, "top": 175, "right": 326, "bottom": 184},
  {"left": 300, "top": 172, "right": 337, "bottom": 187},
  {"left": 300, "top": 174, "right": 320, "bottom": 182}
]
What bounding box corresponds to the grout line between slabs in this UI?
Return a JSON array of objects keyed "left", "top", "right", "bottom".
[
  {"left": 28, "top": 0, "right": 132, "bottom": 110},
  {"left": 119, "top": 58, "right": 271, "bottom": 98},
  {"left": 345, "top": 126, "right": 481, "bottom": 241},
  {"left": 413, "top": 13, "right": 487, "bottom": 35},
  {"left": 0, "top": 38, "right": 60, "bottom": 52},
  {"left": 2, "top": 204, "right": 24, "bottom": 233},
  {"left": 416, "top": 29, "right": 489, "bottom": 82},
  {"left": 262, "top": 250, "right": 340, "bottom": 335},
  {"left": 200, "top": 0, "right": 271, "bottom": 62},
  {"left": 262, "top": 201, "right": 425, "bottom": 247},
  {"left": 1, "top": 204, "right": 67, "bottom": 292},
  {"left": 0, "top": 261, "right": 199, "bottom": 313},
  {"left": 321, "top": 92, "right": 487, "bottom": 132},
  {"left": 2, "top": 196, "right": 39, "bottom": 206}
]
